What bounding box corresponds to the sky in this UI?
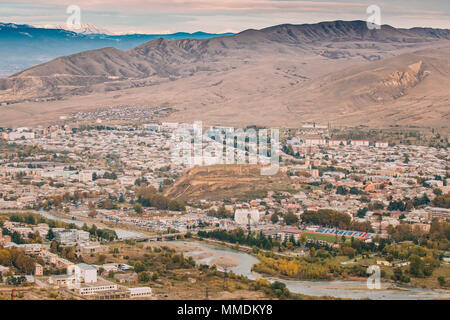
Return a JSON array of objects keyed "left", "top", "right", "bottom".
[{"left": 1, "top": 0, "right": 449, "bottom": 34}]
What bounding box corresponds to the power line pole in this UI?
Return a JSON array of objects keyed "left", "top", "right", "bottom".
[{"left": 223, "top": 270, "right": 228, "bottom": 290}]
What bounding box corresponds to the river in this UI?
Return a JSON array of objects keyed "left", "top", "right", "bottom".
[
  {"left": 11, "top": 210, "right": 450, "bottom": 300},
  {"left": 182, "top": 241, "right": 450, "bottom": 300},
  {"left": 2, "top": 209, "right": 148, "bottom": 240}
]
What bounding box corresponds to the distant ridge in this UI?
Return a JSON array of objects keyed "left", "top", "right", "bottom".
[
  {"left": 0, "top": 20, "right": 449, "bottom": 128},
  {"left": 3, "top": 20, "right": 448, "bottom": 84},
  {"left": 0, "top": 22, "right": 234, "bottom": 77}
]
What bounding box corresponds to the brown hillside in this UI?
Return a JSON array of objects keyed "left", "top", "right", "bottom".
[{"left": 164, "top": 165, "right": 293, "bottom": 201}]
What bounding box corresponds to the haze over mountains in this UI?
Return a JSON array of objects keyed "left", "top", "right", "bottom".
[
  {"left": 0, "top": 22, "right": 233, "bottom": 77},
  {"left": 0, "top": 20, "right": 449, "bottom": 128}
]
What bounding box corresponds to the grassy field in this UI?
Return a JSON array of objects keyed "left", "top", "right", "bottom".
[{"left": 302, "top": 231, "right": 351, "bottom": 243}]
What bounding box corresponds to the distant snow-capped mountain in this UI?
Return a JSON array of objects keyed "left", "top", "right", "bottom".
[{"left": 40, "top": 23, "right": 113, "bottom": 35}]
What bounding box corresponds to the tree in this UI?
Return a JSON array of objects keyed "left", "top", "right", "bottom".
[
  {"left": 31, "top": 230, "right": 42, "bottom": 243},
  {"left": 270, "top": 213, "right": 279, "bottom": 224},
  {"left": 168, "top": 200, "right": 186, "bottom": 212},
  {"left": 138, "top": 272, "right": 150, "bottom": 283},
  {"left": 134, "top": 203, "right": 143, "bottom": 214},
  {"left": 387, "top": 200, "right": 406, "bottom": 212},
  {"left": 284, "top": 212, "right": 298, "bottom": 225},
  {"left": 298, "top": 233, "right": 307, "bottom": 246},
  {"left": 437, "top": 276, "right": 446, "bottom": 287},
  {"left": 134, "top": 262, "right": 146, "bottom": 273},
  {"left": 409, "top": 254, "right": 425, "bottom": 278},
  {"left": 11, "top": 231, "right": 23, "bottom": 244},
  {"left": 301, "top": 209, "right": 351, "bottom": 229},
  {"left": 392, "top": 267, "right": 410, "bottom": 283},
  {"left": 46, "top": 229, "right": 54, "bottom": 241},
  {"left": 89, "top": 225, "right": 98, "bottom": 236},
  {"left": 413, "top": 193, "right": 431, "bottom": 207},
  {"left": 25, "top": 214, "right": 36, "bottom": 225},
  {"left": 368, "top": 201, "right": 384, "bottom": 211},
  {"left": 356, "top": 207, "right": 368, "bottom": 218},
  {"left": 268, "top": 281, "right": 290, "bottom": 298},
  {"left": 66, "top": 250, "right": 76, "bottom": 261},
  {"left": 405, "top": 201, "right": 414, "bottom": 212},
  {"left": 341, "top": 246, "right": 356, "bottom": 258},
  {"left": 50, "top": 241, "right": 58, "bottom": 253},
  {"left": 101, "top": 199, "right": 116, "bottom": 210},
  {"left": 336, "top": 186, "right": 348, "bottom": 195},
  {"left": 97, "top": 254, "right": 106, "bottom": 264},
  {"left": 7, "top": 276, "right": 26, "bottom": 286},
  {"left": 0, "top": 249, "right": 12, "bottom": 265},
  {"left": 432, "top": 192, "right": 450, "bottom": 208}
]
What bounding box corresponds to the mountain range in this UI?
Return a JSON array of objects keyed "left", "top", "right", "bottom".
[
  {"left": 0, "top": 20, "right": 449, "bottom": 128},
  {"left": 0, "top": 22, "right": 233, "bottom": 77}
]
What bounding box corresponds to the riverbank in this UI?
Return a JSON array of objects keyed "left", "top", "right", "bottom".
[
  {"left": 47, "top": 210, "right": 157, "bottom": 237},
  {"left": 8, "top": 209, "right": 149, "bottom": 240},
  {"left": 144, "top": 240, "right": 242, "bottom": 270},
  {"left": 167, "top": 239, "right": 450, "bottom": 300}
]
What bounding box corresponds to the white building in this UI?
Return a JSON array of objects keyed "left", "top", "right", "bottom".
[
  {"left": 350, "top": 140, "right": 370, "bottom": 147},
  {"left": 78, "top": 171, "right": 94, "bottom": 183},
  {"left": 7, "top": 131, "right": 35, "bottom": 141},
  {"left": 375, "top": 142, "right": 389, "bottom": 148},
  {"left": 328, "top": 139, "right": 346, "bottom": 146},
  {"left": 144, "top": 124, "right": 160, "bottom": 131},
  {"left": 161, "top": 122, "right": 179, "bottom": 130},
  {"left": 68, "top": 263, "right": 97, "bottom": 284},
  {"left": 78, "top": 282, "right": 118, "bottom": 295},
  {"left": 101, "top": 263, "right": 119, "bottom": 273},
  {"left": 54, "top": 229, "right": 90, "bottom": 244},
  {"left": 305, "top": 138, "right": 326, "bottom": 146},
  {"left": 48, "top": 274, "right": 76, "bottom": 287},
  {"left": 118, "top": 176, "right": 136, "bottom": 186},
  {"left": 129, "top": 287, "right": 152, "bottom": 298}
]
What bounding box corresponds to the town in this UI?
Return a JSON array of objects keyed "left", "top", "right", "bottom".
[{"left": 0, "top": 119, "right": 449, "bottom": 300}]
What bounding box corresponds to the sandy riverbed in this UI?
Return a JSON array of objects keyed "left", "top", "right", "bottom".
[
  {"left": 144, "top": 241, "right": 241, "bottom": 269},
  {"left": 210, "top": 255, "right": 241, "bottom": 269}
]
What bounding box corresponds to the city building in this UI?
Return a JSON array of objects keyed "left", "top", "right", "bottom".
[
  {"left": 68, "top": 263, "right": 98, "bottom": 284},
  {"left": 34, "top": 263, "right": 44, "bottom": 276},
  {"left": 128, "top": 287, "right": 152, "bottom": 298},
  {"left": 54, "top": 229, "right": 90, "bottom": 245}
]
